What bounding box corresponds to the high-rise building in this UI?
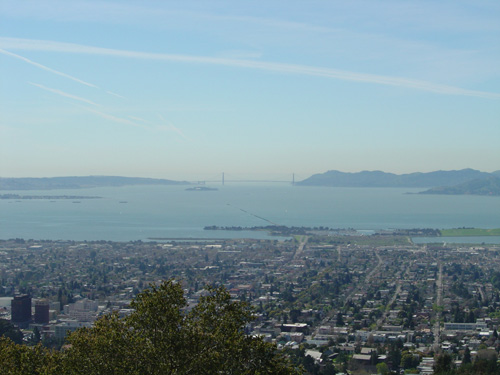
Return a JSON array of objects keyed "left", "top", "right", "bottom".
[
  {"left": 11, "top": 294, "right": 32, "bottom": 326},
  {"left": 34, "top": 299, "right": 50, "bottom": 324}
]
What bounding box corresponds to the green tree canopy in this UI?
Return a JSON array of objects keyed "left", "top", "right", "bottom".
[
  {"left": 376, "top": 362, "right": 389, "bottom": 375},
  {"left": 1, "top": 280, "right": 301, "bottom": 374},
  {"left": 0, "top": 318, "right": 23, "bottom": 344},
  {"left": 0, "top": 338, "right": 60, "bottom": 375},
  {"left": 434, "top": 353, "right": 455, "bottom": 375}
]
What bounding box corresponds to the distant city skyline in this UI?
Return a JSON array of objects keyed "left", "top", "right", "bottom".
[{"left": 1, "top": 1, "right": 499, "bottom": 178}]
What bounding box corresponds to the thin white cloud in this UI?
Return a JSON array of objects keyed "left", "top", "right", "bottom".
[
  {"left": 1, "top": 48, "right": 128, "bottom": 100},
  {"left": 83, "top": 107, "right": 146, "bottom": 129},
  {"left": 25, "top": 78, "right": 180, "bottom": 135},
  {"left": 216, "top": 50, "right": 263, "bottom": 60},
  {"left": 155, "top": 122, "right": 188, "bottom": 141},
  {"left": 106, "top": 90, "right": 126, "bottom": 99},
  {"left": 80, "top": 109, "right": 186, "bottom": 138},
  {"left": 5, "top": 1, "right": 497, "bottom": 33},
  {"left": 1, "top": 48, "right": 98, "bottom": 88},
  {"left": 128, "top": 115, "right": 148, "bottom": 122},
  {"left": 130, "top": 114, "right": 189, "bottom": 140},
  {"left": 29, "top": 82, "right": 100, "bottom": 106},
  {"left": 1, "top": 37, "right": 499, "bottom": 100}
]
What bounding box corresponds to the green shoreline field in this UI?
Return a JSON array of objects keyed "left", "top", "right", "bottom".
[{"left": 440, "top": 228, "right": 500, "bottom": 237}]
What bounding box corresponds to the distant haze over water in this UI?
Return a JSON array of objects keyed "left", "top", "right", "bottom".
[{"left": 1, "top": 184, "right": 499, "bottom": 242}]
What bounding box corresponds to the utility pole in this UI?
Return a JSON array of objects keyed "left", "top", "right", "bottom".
[
  {"left": 222, "top": 172, "right": 224, "bottom": 186},
  {"left": 292, "top": 173, "right": 295, "bottom": 186}
]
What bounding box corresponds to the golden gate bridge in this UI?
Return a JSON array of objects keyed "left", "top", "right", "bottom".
[{"left": 192, "top": 173, "right": 302, "bottom": 185}]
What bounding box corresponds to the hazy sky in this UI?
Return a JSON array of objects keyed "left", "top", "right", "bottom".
[{"left": 1, "top": 1, "right": 499, "bottom": 180}]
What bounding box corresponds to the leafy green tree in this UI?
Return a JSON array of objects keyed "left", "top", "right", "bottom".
[
  {"left": 400, "top": 351, "right": 419, "bottom": 370},
  {"left": 434, "top": 353, "right": 454, "bottom": 375},
  {"left": 461, "top": 346, "right": 471, "bottom": 366},
  {"left": 468, "top": 358, "right": 498, "bottom": 374},
  {"left": 0, "top": 318, "right": 23, "bottom": 344},
  {"left": 320, "top": 362, "right": 336, "bottom": 375},
  {"left": 335, "top": 312, "right": 344, "bottom": 326},
  {"left": 0, "top": 337, "right": 61, "bottom": 374},
  {"left": 376, "top": 362, "right": 389, "bottom": 375},
  {"left": 31, "top": 326, "right": 41, "bottom": 345},
  {"left": 290, "top": 309, "right": 301, "bottom": 323},
  {"left": 387, "top": 345, "right": 402, "bottom": 371},
  {"left": 63, "top": 280, "right": 301, "bottom": 374},
  {"left": 0, "top": 281, "right": 301, "bottom": 374},
  {"left": 61, "top": 312, "right": 141, "bottom": 374}
]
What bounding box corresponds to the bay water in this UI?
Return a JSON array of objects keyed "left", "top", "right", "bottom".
[{"left": 1, "top": 184, "right": 499, "bottom": 242}]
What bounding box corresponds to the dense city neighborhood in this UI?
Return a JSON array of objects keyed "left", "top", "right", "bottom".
[{"left": 1, "top": 232, "right": 499, "bottom": 374}]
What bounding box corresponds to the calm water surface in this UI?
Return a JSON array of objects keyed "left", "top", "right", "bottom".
[{"left": 1, "top": 184, "right": 499, "bottom": 241}]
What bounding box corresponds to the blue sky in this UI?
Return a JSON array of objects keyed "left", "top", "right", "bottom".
[{"left": 1, "top": 0, "right": 499, "bottom": 180}]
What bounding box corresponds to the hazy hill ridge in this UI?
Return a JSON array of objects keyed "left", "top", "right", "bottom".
[
  {"left": 0, "top": 176, "right": 189, "bottom": 190},
  {"left": 297, "top": 168, "right": 493, "bottom": 188},
  {"left": 419, "top": 176, "right": 500, "bottom": 196}
]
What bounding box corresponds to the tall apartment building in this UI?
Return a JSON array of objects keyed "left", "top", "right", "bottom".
[
  {"left": 11, "top": 294, "right": 31, "bottom": 327},
  {"left": 34, "top": 299, "right": 50, "bottom": 324}
]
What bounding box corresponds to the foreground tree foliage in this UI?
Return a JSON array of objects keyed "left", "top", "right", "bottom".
[
  {"left": 433, "top": 352, "right": 499, "bottom": 375},
  {"left": 0, "top": 338, "right": 61, "bottom": 374},
  {"left": 0, "top": 318, "right": 24, "bottom": 344},
  {"left": 0, "top": 280, "right": 302, "bottom": 374}
]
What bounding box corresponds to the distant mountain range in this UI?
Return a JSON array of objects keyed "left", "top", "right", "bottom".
[
  {"left": 297, "top": 169, "right": 500, "bottom": 196},
  {"left": 0, "top": 176, "right": 189, "bottom": 190},
  {"left": 2, "top": 171, "right": 499, "bottom": 196},
  {"left": 297, "top": 169, "right": 494, "bottom": 187}
]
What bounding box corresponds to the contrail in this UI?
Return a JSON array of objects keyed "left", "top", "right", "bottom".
[
  {"left": 29, "top": 82, "right": 100, "bottom": 106},
  {"left": 1, "top": 37, "right": 499, "bottom": 100},
  {"left": 1, "top": 48, "right": 98, "bottom": 88},
  {"left": 1, "top": 48, "right": 126, "bottom": 99},
  {"left": 82, "top": 107, "right": 147, "bottom": 129},
  {"left": 106, "top": 90, "right": 127, "bottom": 99},
  {"left": 129, "top": 114, "right": 189, "bottom": 140}
]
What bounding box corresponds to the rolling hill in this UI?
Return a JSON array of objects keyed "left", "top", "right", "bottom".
[
  {"left": 0, "top": 176, "right": 189, "bottom": 190},
  {"left": 296, "top": 169, "right": 492, "bottom": 188}
]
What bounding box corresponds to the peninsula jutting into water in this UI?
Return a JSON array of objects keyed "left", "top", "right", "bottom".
[
  {"left": 297, "top": 168, "right": 500, "bottom": 195},
  {"left": 0, "top": 176, "right": 189, "bottom": 190}
]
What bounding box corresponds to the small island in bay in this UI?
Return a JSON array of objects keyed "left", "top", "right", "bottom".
[
  {"left": 185, "top": 186, "right": 218, "bottom": 191},
  {"left": 205, "top": 225, "right": 365, "bottom": 236},
  {"left": 0, "top": 194, "right": 102, "bottom": 200}
]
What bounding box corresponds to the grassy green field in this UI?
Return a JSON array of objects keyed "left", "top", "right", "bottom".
[{"left": 440, "top": 228, "right": 500, "bottom": 237}]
